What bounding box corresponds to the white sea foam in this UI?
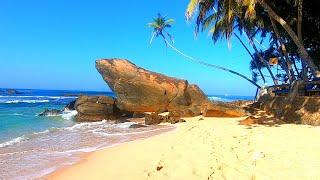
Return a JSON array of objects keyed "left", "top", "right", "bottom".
[
  {"left": 113, "top": 122, "right": 135, "bottom": 128},
  {"left": 0, "top": 95, "right": 77, "bottom": 99},
  {"left": 208, "top": 96, "right": 223, "bottom": 101},
  {"left": 62, "top": 120, "right": 108, "bottom": 131},
  {"left": 0, "top": 136, "right": 27, "bottom": 148},
  {"left": 61, "top": 110, "right": 78, "bottom": 120},
  {"left": 3, "top": 100, "right": 50, "bottom": 104},
  {"left": 7, "top": 113, "right": 24, "bottom": 116}
]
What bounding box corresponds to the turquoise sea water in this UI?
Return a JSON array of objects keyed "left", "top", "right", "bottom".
[
  {"left": 0, "top": 89, "right": 113, "bottom": 143},
  {"left": 0, "top": 89, "right": 253, "bottom": 144},
  {"left": 0, "top": 89, "right": 253, "bottom": 179}
]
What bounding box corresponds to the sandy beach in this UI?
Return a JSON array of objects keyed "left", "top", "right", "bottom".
[{"left": 47, "top": 116, "right": 320, "bottom": 180}]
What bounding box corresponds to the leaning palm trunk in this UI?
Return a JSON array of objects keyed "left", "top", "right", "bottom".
[
  {"left": 297, "top": 0, "right": 303, "bottom": 42},
  {"left": 270, "top": 17, "right": 295, "bottom": 83},
  {"left": 163, "top": 39, "right": 261, "bottom": 88},
  {"left": 245, "top": 31, "right": 278, "bottom": 85},
  {"left": 296, "top": 0, "right": 308, "bottom": 80},
  {"left": 234, "top": 33, "right": 266, "bottom": 83},
  {"left": 258, "top": 0, "right": 320, "bottom": 78}
]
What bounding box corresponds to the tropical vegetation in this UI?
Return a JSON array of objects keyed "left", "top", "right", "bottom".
[
  {"left": 185, "top": 0, "right": 320, "bottom": 87},
  {"left": 149, "top": 0, "right": 320, "bottom": 94},
  {"left": 148, "top": 13, "right": 261, "bottom": 88}
]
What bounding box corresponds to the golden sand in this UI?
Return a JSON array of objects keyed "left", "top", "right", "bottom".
[{"left": 47, "top": 116, "right": 320, "bottom": 180}]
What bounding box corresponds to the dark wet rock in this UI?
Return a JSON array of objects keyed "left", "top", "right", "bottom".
[
  {"left": 114, "top": 119, "right": 130, "bottom": 124},
  {"left": 38, "top": 109, "right": 62, "bottom": 116},
  {"left": 64, "top": 100, "right": 76, "bottom": 111},
  {"left": 129, "top": 124, "right": 147, "bottom": 128},
  {"left": 132, "top": 112, "right": 146, "bottom": 118},
  {"left": 74, "top": 95, "right": 123, "bottom": 122}
]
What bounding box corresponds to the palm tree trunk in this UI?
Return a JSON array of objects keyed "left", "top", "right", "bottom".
[
  {"left": 163, "top": 39, "right": 261, "bottom": 88},
  {"left": 234, "top": 33, "right": 266, "bottom": 83},
  {"left": 297, "top": 0, "right": 303, "bottom": 42},
  {"left": 245, "top": 31, "right": 278, "bottom": 85},
  {"left": 291, "top": 56, "right": 301, "bottom": 78},
  {"left": 258, "top": 0, "right": 320, "bottom": 78},
  {"left": 269, "top": 17, "right": 295, "bottom": 83},
  {"left": 297, "top": 0, "right": 308, "bottom": 80}
]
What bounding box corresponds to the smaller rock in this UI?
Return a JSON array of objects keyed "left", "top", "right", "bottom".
[
  {"left": 167, "top": 118, "right": 186, "bottom": 124},
  {"left": 75, "top": 95, "right": 123, "bottom": 122},
  {"left": 132, "top": 112, "right": 146, "bottom": 118},
  {"left": 129, "top": 124, "right": 147, "bottom": 128},
  {"left": 114, "top": 119, "right": 130, "bottom": 124},
  {"left": 202, "top": 101, "right": 246, "bottom": 117},
  {"left": 168, "top": 111, "right": 182, "bottom": 120},
  {"left": 145, "top": 113, "right": 166, "bottom": 125},
  {"left": 64, "top": 100, "right": 76, "bottom": 111},
  {"left": 156, "top": 166, "right": 163, "bottom": 171},
  {"left": 38, "top": 109, "right": 62, "bottom": 116},
  {"left": 198, "top": 117, "right": 204, "bottom": 121}
]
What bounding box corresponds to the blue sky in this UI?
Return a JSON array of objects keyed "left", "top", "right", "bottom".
[{"left": 0, "top": 0, "right": 273, "bottom": 96}]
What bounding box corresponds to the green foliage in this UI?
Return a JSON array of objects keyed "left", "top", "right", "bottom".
[{"left": 148, "top": 13, "right": 174, "bottom": 45}]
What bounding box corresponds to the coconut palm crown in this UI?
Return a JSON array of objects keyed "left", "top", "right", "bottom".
[{"left": 148, "top": 13, "right": 174, "bottom": 46}]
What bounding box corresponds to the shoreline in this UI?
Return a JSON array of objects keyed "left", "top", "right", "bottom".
[
  {"left": 46, "top": 116, "right": 320, "bottom": 180},
  {"left": 41, "top": 123, "right": 176, "bottom": 179}
]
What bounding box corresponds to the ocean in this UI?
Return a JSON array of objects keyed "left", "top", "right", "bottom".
[{"left": 0, "top": 89, "right": 253, "bottom": 179}]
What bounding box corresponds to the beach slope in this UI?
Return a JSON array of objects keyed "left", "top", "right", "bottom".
[{"left": 48, "top": 116, "right": 320, "bottom": 180}]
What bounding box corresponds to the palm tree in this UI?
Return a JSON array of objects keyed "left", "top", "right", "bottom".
[
  {"left": 186, "top": 0, "right": 320, "bottom": 79},
  {"left": 186, "top": 0, "right": 278, "bottom": 85},
  {"left": 149, "top": 13, "right": 175, "bottom": 46},
  {"left": 244, "top": 0, "right": 320, "bottom": 78},
  {"left": 148, "top": 13, "right": 261, "bottom": 88}
]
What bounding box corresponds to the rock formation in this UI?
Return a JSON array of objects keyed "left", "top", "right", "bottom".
[
  {"left": 95, "top": 58, "right": 246, "bottom": 118},
  {"left": 202, "top": 101, "right": 246, "bottom": 117},
  {"left": 74, "top": 95, "right": 125, "bottom": 122},
  {"left": 96, "top": 59, "right": 210, "bottom": 115},
  {"left": 257, "top": 95, "right": 320, "bottom": 125}
]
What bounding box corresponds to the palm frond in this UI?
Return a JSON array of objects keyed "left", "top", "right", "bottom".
[{"left": 186, "top": 0, "right": 200, "bottom": 20}]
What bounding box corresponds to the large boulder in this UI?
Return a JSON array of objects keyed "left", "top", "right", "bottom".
[
  {"left": 96, "top": 59, "right": 210, "bottom": 115},
  {"left": 74, "top": 95, "right": 123, "bottom": 122}
]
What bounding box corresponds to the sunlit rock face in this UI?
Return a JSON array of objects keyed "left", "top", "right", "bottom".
[{"left": 96, "top": 58, "right": 246, "bottom": 118}]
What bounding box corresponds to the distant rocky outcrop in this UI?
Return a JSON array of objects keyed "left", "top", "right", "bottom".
[
  {"left": 3, "top": 89, "right": 23, "bottom": 95},
  {"left": 74, "top": 95, "right": 129, "bottom": 122}
]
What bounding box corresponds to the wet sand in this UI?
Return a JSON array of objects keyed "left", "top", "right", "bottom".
[{"left": 47, "top": 116, "right": 320, "bottom": 180}]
